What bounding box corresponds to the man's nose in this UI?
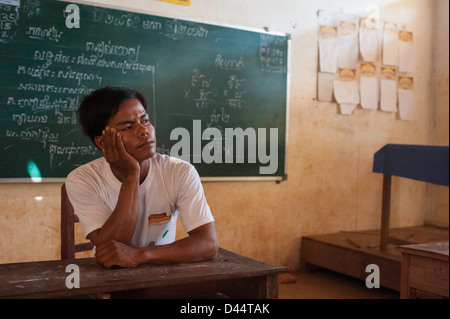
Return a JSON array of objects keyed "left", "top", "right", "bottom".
[
  {"left": 138, "top": 123, "right": 151, "bottom": 137},
  {"left": 140, "top": 128, "right": 149, "bottom": 137}
]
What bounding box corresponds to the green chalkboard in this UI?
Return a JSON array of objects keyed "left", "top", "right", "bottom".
[{"left": 0, "top": 0, "right": 288, "bottom": 181}]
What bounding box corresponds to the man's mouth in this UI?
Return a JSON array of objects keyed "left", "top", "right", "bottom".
[{"left": 139, "top": 139, "right": 155, "bottom": 148}]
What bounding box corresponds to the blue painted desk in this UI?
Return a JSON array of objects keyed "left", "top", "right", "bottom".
[{"left": 373, "top": 144, "right": 449, "bottom": 250}]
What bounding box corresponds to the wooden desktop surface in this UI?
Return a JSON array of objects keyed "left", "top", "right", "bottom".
[{"left": 0, "top": 248, "right": 288, "bottom": 299}]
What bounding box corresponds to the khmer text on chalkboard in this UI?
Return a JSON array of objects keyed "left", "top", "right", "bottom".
[{"left": 0, "top": 0, "right": 289, "bottom": 182}]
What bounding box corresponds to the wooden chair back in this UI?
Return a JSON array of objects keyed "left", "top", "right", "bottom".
[{"left": 61, "top": 183, "right": 94, "bottom": 259}]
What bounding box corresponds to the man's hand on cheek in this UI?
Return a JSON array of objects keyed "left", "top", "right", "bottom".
[{"left": 100, "top": 127, "right": 140, "bottom": 179}]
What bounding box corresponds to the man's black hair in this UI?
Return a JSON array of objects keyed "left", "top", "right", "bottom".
[{"left": 77, "top": 86, "right": 148, "bottom": 146}]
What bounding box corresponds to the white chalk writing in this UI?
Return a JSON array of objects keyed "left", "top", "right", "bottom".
[
  {"left": 0, "top": 4, "right": 19, "bottom": 43},
  {"left": 7, "top": 95, "right": 79, "bottom": 115},
  {"left": 17, "top": 65, "right": 102, "bottom": 86},
  {"left": 49, "top": 143, "right": 98, "bottom": 160},
  {"left": 85, "top": 40, "right": 141, "bottom": 63},
  {"left": 33, "top": 48, "right": 154, "bottom": 75},
  {"left": 12, "top": 113, "right": 48, "bottom": 126},
  {"left": 33, "top": 49, "right": 72, "bottom": 68},
  {"left": 17, "top": 83, "right": 95, "bottom": 95},
  {"left": 260, "top": 34, "right": 287, "bottom": 73},
  {"left": 6, "top": 126, "right": 59, "bottom": 149},
  {"left": 165, "top": 19, "right": 208, "bottom": 40},
  {"left": 92, "top": 7, "right": 140, "bottom": 29},
  {"left": 26, "top": 25, "right": 63, "bottom": 42},
  {"left": 142, "top": 20, "right": 162, "bottom": 30},
  {"left": 215, "top": 55, "right": 245, "bottom": 71},
  {"left": 76, "top": 54, "right": 154, "bottom": 74}
]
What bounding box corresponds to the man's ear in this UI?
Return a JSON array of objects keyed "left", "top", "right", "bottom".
[{"left": 94, "top": 135, "right": 104, "bottom": 150}]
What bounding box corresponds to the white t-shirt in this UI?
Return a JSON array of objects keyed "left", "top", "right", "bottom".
[{"left": 65, "top": 154, "right": 214, "bottom": 248}]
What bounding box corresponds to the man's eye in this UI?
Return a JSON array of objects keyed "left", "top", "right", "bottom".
[{"left": 120, "top": 125, "right": 132, "bottom": 131}]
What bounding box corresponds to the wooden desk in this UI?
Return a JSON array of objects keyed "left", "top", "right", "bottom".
[
  {"left": 0, "top": 248, "right": 288, "bottom": 299},
  {"left": 399, "top": 242, "right": 449, "bottom": 299}
]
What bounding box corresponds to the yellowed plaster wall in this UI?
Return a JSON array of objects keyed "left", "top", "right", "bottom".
[
  {"left": 0, "top": 0, "right": 448, "bottom": 269},
  {"left": 426, "top": 0, "right": 449, "bottom": 228}
]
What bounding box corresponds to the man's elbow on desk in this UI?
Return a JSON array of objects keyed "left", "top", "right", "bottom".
[
  {"left": 188, "top": 221, "right": 219, "bottom": 261},
  {"left": 141, "top": 221, "right": 219, "bottom": 265}
]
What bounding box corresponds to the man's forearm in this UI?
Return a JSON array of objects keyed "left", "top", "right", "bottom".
[
  {"left": 138, "top": 223, "right": 219, "bottom": 265},
  {"left": 88, "top": 173, "right": 140, "bottom": 246},
  {"left": 95, "top": 223, "right": 218, "bottom": 268}
]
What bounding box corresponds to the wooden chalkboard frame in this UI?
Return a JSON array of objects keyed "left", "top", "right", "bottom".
[{"left": 0, "top": 0, "right": 290, "bottom": 183}]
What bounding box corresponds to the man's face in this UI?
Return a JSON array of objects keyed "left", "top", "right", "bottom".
[{"left": 106, "top": 98, "right": 156, "bottom": 162}]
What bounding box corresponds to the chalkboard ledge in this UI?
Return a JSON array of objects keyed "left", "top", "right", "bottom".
[{"left": 0, "top": 178, "right": 66, "bottom": 184}]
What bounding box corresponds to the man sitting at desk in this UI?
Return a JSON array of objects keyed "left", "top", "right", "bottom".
[{"left": 65, "top": 86, "right": 218, "bottom": 268}]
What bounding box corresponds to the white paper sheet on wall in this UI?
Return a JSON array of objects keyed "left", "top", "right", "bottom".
[
  {"left": 399, "top": 31, "right": 414, "bottom": 73},
  {"left": 383, "top": 22, "right": 399, "bottom": 66},
  {"left": 334, "top": 68, "right": 359, "bottom": 115},
  {"left": 361, "top": 77, "right": 379, "bottom": 110},
  {"left": 334, "top": 80, "right": 359, "bottom": 105},
  {"left": 339, "top": 103, "right": 358, "bottom": 115},
  {"left": 380, "top": 66, "right": 397, "bottom": 112},
  {"left": 316, "top": 10, "right": 412, "bottom": 120},
  {"left": 359, "top": 18, "right": 379, "bottom": 63},
  {"left": 398, "top": 76, "right": 414, "bottom": 120},
  {"left": 380, "top": 79, "right": 397, "bottom": 112},
  {"left": 319, "top": 26, "right": 339, "bottom": 73},
  {"left": 360, "top": 63, "right": 378, "bottom": 110},
  {"left": 338, "top": 21, "right": 359, "bottom": 69}
]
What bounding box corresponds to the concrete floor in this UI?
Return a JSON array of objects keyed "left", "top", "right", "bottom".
[{"left": 278, "top": 269, "right": 399, "bottom": 299}]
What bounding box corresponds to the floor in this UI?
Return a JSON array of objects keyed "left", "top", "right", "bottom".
[
  {"left": 296, "top": 226, "right": 449, "bottom": 296},
  {"left": 278, "top": 269, "right": 399, "bottom": 299}
]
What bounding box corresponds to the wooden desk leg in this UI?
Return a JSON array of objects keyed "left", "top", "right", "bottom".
[
  {"left": 380, "top": 174, "right": 391, "bottom": 251},
  {"left": 400, "top": 253, "right": 411, "bottom": 299},
  {"left": 265, "top": 275, "right": 279, "bottom": 299}
]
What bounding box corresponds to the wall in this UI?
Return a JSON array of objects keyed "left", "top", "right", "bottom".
[
  {"left": 0, "top": 0, "right": 448, "bottom": 270},
  {"left": 426, "top": 0, "right": 449, "bottom": 228}
]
